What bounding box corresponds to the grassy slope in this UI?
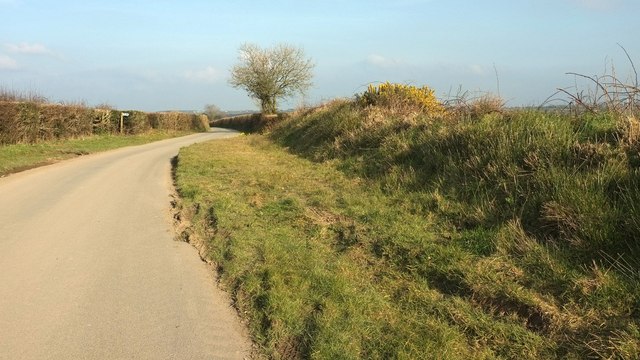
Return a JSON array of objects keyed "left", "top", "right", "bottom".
[
  {"left": 0, "top": 131, "right": 193, "bottom": 176},
  {"left": 175, "top": 102, "right": 639, "bottom": 359}
]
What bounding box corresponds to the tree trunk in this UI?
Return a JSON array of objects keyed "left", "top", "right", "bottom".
[{"left": 260, "top": 97, "right": 277, "bottom": 115}]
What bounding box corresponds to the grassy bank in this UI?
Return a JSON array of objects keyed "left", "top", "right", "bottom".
[
  {"left": 175, "top": 93, "right": 639, "bottom": 358},
  {"left": 0, "top": 131, "right": 192, "bottom": 176}
]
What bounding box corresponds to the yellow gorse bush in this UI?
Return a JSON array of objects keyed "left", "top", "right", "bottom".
[{"left": 358, "top": 82, "right": 445, "bottom": 115}]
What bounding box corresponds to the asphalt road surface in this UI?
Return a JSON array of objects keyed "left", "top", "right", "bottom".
[{"left": 0, "top": 130, "right": 251, "bottom": 359}]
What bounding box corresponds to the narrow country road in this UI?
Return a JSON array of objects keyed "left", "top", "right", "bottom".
[{"left": 0, "top": 129, "right": 251, "bottom": 359}]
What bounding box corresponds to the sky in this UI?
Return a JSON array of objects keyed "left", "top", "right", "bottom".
[{"left": 1, "top": 0, "right": 639, "bottom": 112}]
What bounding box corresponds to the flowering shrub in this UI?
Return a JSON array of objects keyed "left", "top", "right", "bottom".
[{"left": 358, "top": 82, "right": 445, "bottom": 115}]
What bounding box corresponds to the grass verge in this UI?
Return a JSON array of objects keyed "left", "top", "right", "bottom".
[
  {"left": 0, "top": 131, "right": 193, "bottom": 177},
  {"left": 175, "top": 99, "right": 639, "bottom": 358}
]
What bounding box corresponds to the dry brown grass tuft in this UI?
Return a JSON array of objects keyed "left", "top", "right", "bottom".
[
  {"left": 284, "top": 99, "right": 354, "bottom": 126},
  {"left": 445, "top": 92, "right": 505, "bottom": 120},
  {"left": 620, "top": 115, "right": 640, "bottom": 146}
]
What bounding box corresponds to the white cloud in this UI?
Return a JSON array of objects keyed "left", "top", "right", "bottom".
[
  {"left": 366, "top": 54, "right": 400, "bottom": 68},
  {"left": 0, "top": 55, "right": 18, "bottom": 70},
  {"left": 6, "top": 42, "right": 53, "bottom": 55},
  {"left": 469, "top": 64, "right": 486, "bottom": 76},
  {"left": 184, "top": 66, "right": 220, "bottom": 83}
]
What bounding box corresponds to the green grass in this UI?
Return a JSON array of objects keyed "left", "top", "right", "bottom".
[
  {"left": 175, "top": 136, "right": 479, "bottom": 359},
  {"left": 175, "top": 100, "right": 639, "bottom": 359},
  {"left": 0, "top": 130, "right": 193, "bottom": 176}
]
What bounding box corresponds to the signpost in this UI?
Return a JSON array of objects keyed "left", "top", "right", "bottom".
[{"left": 120, "top": 112, "right": 130, "bottom": 134}]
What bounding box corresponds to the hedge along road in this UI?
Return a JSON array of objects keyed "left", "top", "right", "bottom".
[{"left": 0, "top": 129, "right": 251, "bottom": 359}]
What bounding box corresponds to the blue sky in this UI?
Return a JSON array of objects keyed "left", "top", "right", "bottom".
[{"left": 1, "top": 0, "right": 638, "bottom": 111}]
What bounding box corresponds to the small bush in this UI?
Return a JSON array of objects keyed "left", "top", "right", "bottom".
[{"left": 357, "top": 82, "right": 445, "bottom": 116}]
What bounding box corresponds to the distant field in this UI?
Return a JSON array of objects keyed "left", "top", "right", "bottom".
[{"left": 175, "top": 90, "right": 639, "bottom": 359}]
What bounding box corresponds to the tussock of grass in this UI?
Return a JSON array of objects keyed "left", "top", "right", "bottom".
[{"left": 176, "top": 97, "right": 639, "bottom": 358}]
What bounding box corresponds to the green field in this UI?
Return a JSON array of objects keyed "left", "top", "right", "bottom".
[{"left": 174, "top": 96, "right": 639, "bottom": 358}]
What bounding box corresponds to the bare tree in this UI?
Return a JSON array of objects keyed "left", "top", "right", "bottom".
[
  {"left": 204, "top": 103, "right": 225, "bottom": 120},
  {"left": 229, "top": 43, "right": 314, "bottom": 114}
]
